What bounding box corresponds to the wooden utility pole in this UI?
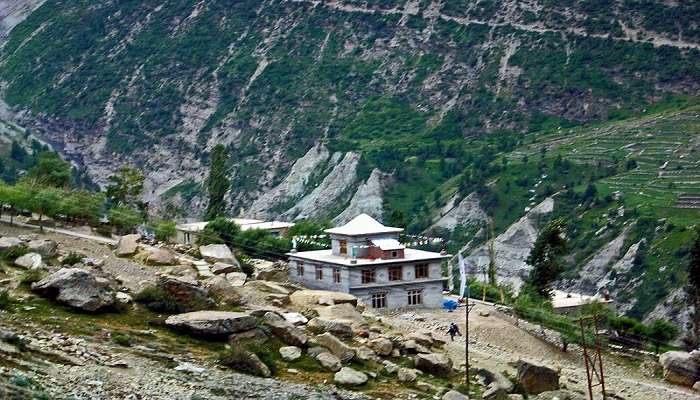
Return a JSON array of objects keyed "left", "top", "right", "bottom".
[{"left": 464, "top": 300, "right": 475, "bottom": 389}]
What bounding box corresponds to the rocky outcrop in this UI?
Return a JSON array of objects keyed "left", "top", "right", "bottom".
[
  {"left": 145, "top": 248, "right": 176, "bottom": 265},
  {"left": 316, "top": 352, "right": 342, "bottom": 372},
  {"left": 644, "top": 288, "right": 691, "bottom": 343},
  {"left": 307, "top": 317, "right": 353, "bottom": 338},
  {"left": 415, "top": 353, "right": 453, "bottom": 377},
  {"left": 199, "top": 244, "right": 238, "bottom": 265},
  {"left": 247, "top": 143, "right": 331, "bottom": 219},
  {"left": 574, "top": 226, "right": 629, "bottom": 293},
  {"left": 115, "top": 234, "right": 140, "bottom": 257},
  {"left": 290, "top": 290, "right": 358, "bottom": 309},
  {"left": 516, "top": 359, "right": 560, "bottom": 395},
  {"left": 431, "top": 192, "right": 490, "bottom": 231},
  {"left": 659, "top": 350, "right": 700, "bottom": 387},
  {"left": 154, "top": 276, "right": 215, "bottom": 311},
  {"left": 442, "top": 390, "right": 469, "bottom": 400},
  {"left": 369, "top": 337, "right": 393, "bottom": 356},
  {"left": 31, "top": 268, "right": 115, "bottom": 312},
  {"left": 333, "top": 367, "right": 367, "bottom": 386},
  {"left": 314, "top": 332, "right": 355, "bottom": 363},
  {"left": 333, "top": 168, "right": 388, "bottom": 225},
  {"left": 464, "top": 197, "right": 554, "bottom": 291},
  {"left": 0, "top": 237, "right": 23, "bottom": 252},
  {"left": 279, "top": 346, "right": 302, "bottom": 362},
  {"left": 282, "top": 152, "right": 360, "bottom": 221},
  {"left": 397, "top": 367, "right": 418, "bottom": 382},
  {"left": 165, "top": 311, "right": 256, "bottom": 336},
  {"left": 27, "top": 239, "right": 58, "bottom": 257},
  {"left": 262, "top": 312, "right": 308, "bottom": 347},
  {"left": 0, "top": 0, "right": 45, "bottom": 46}
]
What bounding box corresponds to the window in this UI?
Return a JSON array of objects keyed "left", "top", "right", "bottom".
[
  {"left": 361, "top": 269, "right": 375, "bottom": 284},
  {"left": 333, "top": 267, "right": 341, "bottom": 284},
  {"left": 339, "top": 240, "right": 348, "bottom": 255},
  {"left": 415, "top": 264, "right": 429, "bottom": 279},
  {"left": 391, "top": 250, "right": 398, "bottom": 258},
  {"left": 315, "top": 265, "right": 323, "bottom": 280},
  {"left": 184, "top": 232, "right": 191, "bottom": 245},
  {"left": 388, "top": 266, "right": 402, "bottom": 281},
  {"left": 407, "top": 289, "right": 423, "bottom": 306},
  {"left": 371, "top": 292, "right": 387, "bottom": 309},
  {"left": 296, "top": 262, "right": 304, "bottom": 277}
]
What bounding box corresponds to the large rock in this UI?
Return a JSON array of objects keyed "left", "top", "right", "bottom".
[
  {"left": 165, "top": 311, "right": 256, "bottom": 336},
  {"left": 262, "top": 312, "right": 308, "bottom": 347},
  {"left": 116, "top": 234, "right": 140, "bottom": 257},
  {"left": 253, "top": 260, "right": 289, "bottom": 282},
  {"left": 279, "top": 346, "right": 302, "bottom": 362},
  {"left": 14, "top": 253, "right": 43, "bottom": 269},
  {"left": 146, "top": 248, "right": 177, "bottom": 265},
  {"left": 220, "top": 350, "right": 271, "bottom": 378},
  {"left": 31, "top": 268, "right": 115, "bottom": 312},
  {"left": 290, "top": 290, "right": 357, "bottom": 309},
  {"left": 155, "top": 276, "right": 215, "bottom": 310},
  {"left": 442, "top": 390, "right": 469, "bottom": 400},
  {"left": 199, "top": 244, "right": 239, "bottom": 266},
  {"left": 202, "top": 276, "right": 244, "bottom": 306},
  {"left": 211, "top": 262, "right": 239, "bottom": 275},
  {"left": 398, "top": 367, "right": 418, "bottom": 383},
  {"left": 659, "top": 351, "right": 700, "bottom": 387},
  {"left": 314, "top": 332, "right": 355, "bottom": 363},
  {"left": 407, "top": 332, "right": 434, "bottom": 347},
  {"left": 225, "top": 272, "right": 247, "bottom": 287},
  {"left": 316, "top": 352, "right": 342, "bottom": 372},
  {"left": 27, "top": 239, "right": 58, "bottom": 257},
  {"left": 307, "top": 317, "right": 354, "bottom": 338},
  {"left": 415, "top": 353, "right": 453, "bottom": 377},
  {"left": 516, "top": 360, "right": 560, "bottom": 395},
  {"left": 482, "top": 383, "right": 509, "bottom": 400},
  {"left": 244, "top": 280, "right": 290, "bottom": 295},
  {"left": 369, "top": 337, "right": 393, "bottom": 357},
  {"left": 477, "top": 367, "right": 515, "bottom": 393},
  {"left": 0, "top": 237, "right": 23, "bottom": 252},
  {"left": 334, "top": 367, "right": 367, "bottom": 386},
  {"left": 355, "top": 346, "right": 378, "bottom": 362},
  {"left": 282, "top": 312, "right": 308, "bottom": 326},
  {"left": 533, "top": 390, "right": 585, "bottom": 400}
]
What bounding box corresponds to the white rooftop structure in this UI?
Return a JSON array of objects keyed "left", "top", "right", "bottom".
[
  {"left": 176, "top": 218, "right": 294, "bottom": 233},
  {"left": 325, "top": 213, "right": 404, "bottom": 236},
  {"left": 289, "top": 247, "right": 445, "bottom": 267},
  {"left": 551, "top": 290, "right": 614, "bottom": 314}
]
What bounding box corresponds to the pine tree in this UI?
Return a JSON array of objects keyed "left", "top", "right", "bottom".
[
  {"left": 526, "top": 218, "right": 567, "bottom": 298},
  {"left": 688, "top": 229, "right": 700, "bottom": 346},
  {"left": 205, "top": 144, "right": 229, "bottom": 220}
]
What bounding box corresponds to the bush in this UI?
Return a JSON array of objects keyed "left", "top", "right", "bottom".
[
  {"left": 134, "top": 286, "right": 210, "bottom": 314},
  {"left": 0, "top": 290, "right": 14, "bottom": 310},
  {"left": 20, "top": 269, "right": 44, "bottom": 286},
  {"left": 94, "top": 224, "right": 113, "bottom": 237},
  {"left": 112, "top": 332, "right": 134, "bottom": 347},
  {"left": 62, "top": 251, "right": 84, "bottom": 266},
  {"left": 236, "top": 251, "right": 255, "bottom": 276},
  {"left": 150, "top": 219, "right": 176, "bottom": 242},
  {"left": 0, "top": 245, "right": 27, "bottom": 261}
]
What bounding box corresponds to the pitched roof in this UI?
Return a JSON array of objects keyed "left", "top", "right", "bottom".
[
  {"left": 324, "top": 213, "right": 403, "bottom": 236},
  {"left": 370, "top": 238, "right": 405, "bottom": 251}
]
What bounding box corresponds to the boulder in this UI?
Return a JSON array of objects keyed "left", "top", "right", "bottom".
[
  {"left": 145, "top": 248, "right": 176, "bottom": 265},
  {"left": 659, "top": 351, "right": 700, "bottom": 387},
  {"left": 156, "top": 276, "right": 215, "bottom": 310},
  {"left": 252, "top": 260, "right": 289, "bottom": 282},
  {"left": 211, "top": 262, "right": 239, "bottom": 275},
  {"left": 369, "top": 337, "right": 393, "bottom": 356},
  {"left": 279, "top": 346, "right": 302, "bottom": 362},
  {"left": 245, "top": 280, "right": 290, "bottom": 295},
  {"left": 282, "top": 312, "right": 308, "bottom": 326},
  {"left": 115, "top": 292, "right": 133, "bottom": 304},
  {"left": 290, "top": 290, "right": 357, "bottom": 309},
  {"left": 415, "top": 353, "right": 453, "bottom": 377},
  {"left": 516, "top": 360, "right": 560, "bottom": 395},
  {"left": 225, "top": 272, "right": 247, "bottom": 287},
  {"left": 199, "top": 244, "right": 239, "bottom": 265},
  {"left": 316, "top": 303, "right": 365, "bottom": 324},
  {"left": 262, "top": 312, "right": 308, "bottom": 347},
  {"left": 408, "top": 332, "right": 435, "bottom": 347},
  {"left": 228, "top": 328, "right": 268, "bottom": 344},
  {"left": 203, "top": 276, "right": 244, "bottom": 306},
  {"left": 694, "top": 381, "right": 700, "bottom": 392},
  {"left": 316, "top": 352, "right": 342, "bottom": 372},
  {"left": 334, "top": 367, "right": 367, "bottom": 386},
  {"left": 482, "top": 383, "right": 509, "bottom": 400},
  {"left": 398, "top": 367, "right": 418, "bottom": 383},
  {"left": 14, "top": 253, "right": 43, "bottom": 269},
  {"left": 0, "top": 237, "right": 23, "bottom": 253},
  {"left": 31, "top": 268, "right": 115, "bottom": 312},
  {"left": 165, "top": 311, "right": 256, "bottom": 336},
  {"left": 443, "top": 390, "right": 469, "bottom": 400},
  {"left": 477, "top": 367, "right": 515, "bottom": 393},
  {"left": 307, "top": 317, "right": 354, "bottom": 338},
  {"left": 383, "top": 360, "right": 399, "bottom": 374},
  {"left": 220, "top": 350, "right": 271, "bottom": 378},
  {"left": 18, "top": 234, "right": 38, "bottom": 242},
  {"left": 27, "top": 239, "right": 58, "bottom": 257},
  {"left": 355, "top": 346, "right": 378, "bottom": 362},
  {"left": 307, "top": 347, "right": 329, "bottom": 358},
  {"left": 315, "top": 332, "right": 355, "bottom": 363},
  {"left": 115, "top": 234, "right": 140, "bottom": 257}
]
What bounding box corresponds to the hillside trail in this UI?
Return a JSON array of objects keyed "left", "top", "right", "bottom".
[{"left": 382, "top": 302, "right": 699, "bottom": 400}]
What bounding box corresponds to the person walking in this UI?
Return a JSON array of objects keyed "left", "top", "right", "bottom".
[{"left": 447, "top": 322, "right": 462, "bottom": 341}]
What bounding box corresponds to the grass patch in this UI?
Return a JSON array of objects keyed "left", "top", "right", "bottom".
[
  {"left": 112, "top": 332, "right": 134, "bottom": 347},
  {"left": 0, "top": 290, "right": 14, "bottom": 310},
  {"left": 134, "top": 286, "right": 211, "bottom": 314},
  {"left": 19, "top": 269, "right": 44, "bottom": 286},
  {"left": 62, "top": 251, "right": 84, "bottom": 266}
]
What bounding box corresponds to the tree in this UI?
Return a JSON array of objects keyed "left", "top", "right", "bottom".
[
  {"left": 526, "top": 218, "right": 567, "bottom": 298},
  {"left": 205, "top": 144, "right": 229, "bottom": 220},
  {"left": 60, "top": 190, "right": 104, "bottom": 225},
  {"left": 150, "top": 219, "right": 176, "bottom": 242},
  {"left": 10, "top": 141, "right": 27, "bottom": 163},
  {"left": 106, "top": 167, "right": 145, "bottom": 207},
  {"left": 25, "top": 152, "right": 72, "bottom": 188},
  {"left": 687, "top": 229, "right": 700, "bottom": 346},
  {"left": 24, "top": 185, "right": 61, "bottom": 231},
  {"left": 387, "top": 209, "right": 407, "bottom": 229},
  {"left": 108, "top": 206, "right": 142, "bottom": 235},
  {"left": 198, "top": 217, "right": 240, "bottom": 245},
  {"left": 647, "top": 319, "right": 678, "bottom": 354}
]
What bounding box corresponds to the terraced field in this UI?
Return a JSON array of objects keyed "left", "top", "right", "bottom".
[{"left": 512, "top": 105, "right": 700, "bottom": 210}]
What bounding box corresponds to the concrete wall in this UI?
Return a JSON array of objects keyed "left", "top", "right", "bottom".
[
  {"left": 175, "top": 230, "right": 198, "bottom": 245},
  {"left": 350, "top": 281, "right": 444, "bottom": 309},
  {"left": 288, "top": 259, "right": 350, "bottom": 292},
  {"left": 347, "top": 261, "right": 442, "bottom": 286}
]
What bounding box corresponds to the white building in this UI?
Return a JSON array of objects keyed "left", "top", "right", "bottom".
[
  {"left": 287, "top": 214, "right": 449, "bottom": 309},
  {"left": 175, "top": 218, "right": 294, "bottom": 245},
  {"left": 551, "top": 290, "right": 615, "bottom": 316}
]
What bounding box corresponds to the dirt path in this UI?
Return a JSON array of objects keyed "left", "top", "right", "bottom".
[{"left": 380, "top": 302, "right": 699, "bottom": 400}]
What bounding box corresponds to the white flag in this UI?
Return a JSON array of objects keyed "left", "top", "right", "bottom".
[{"left": 458, "top": 252, "right": 467, "bottom": 299}]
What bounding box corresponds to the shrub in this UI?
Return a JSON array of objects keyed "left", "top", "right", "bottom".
[
  {"left": 134, "top": 286, "right": 209, "bottom": 314},
  {"left": 94, "top": 224, "right": 113, "bottom": 237},
  {"left": 236, "top": 251, "right": 255, "bottom": 276},
  {"left": 0, "top": 290, "right": 14, "bottom": 310},
  {"left": 62, "top": 251, "right": 84, "bottom": 266},
  {"left": 20, "top": 269, "right": 44, "bottom": 286},
  {"left": 0, "top": 245, "right": 27, "bottom": 261},
  {"left": 112, "top": 332, "right": 134, "bottom": 347},
  {"left": 150, "top": 219, "right": 176, "bottom": 242}
]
